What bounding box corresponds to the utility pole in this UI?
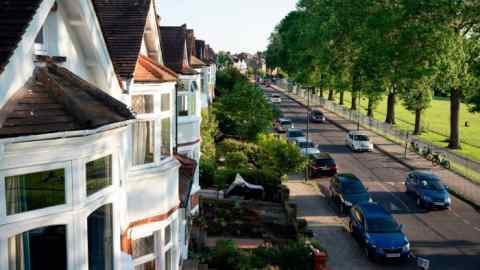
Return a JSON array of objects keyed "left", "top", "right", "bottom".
[{"left": 305, "top": 86, "right": 311, "bottom": 182}]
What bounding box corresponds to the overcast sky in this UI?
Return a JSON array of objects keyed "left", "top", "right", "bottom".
[{"left": 156, "top": 0, "right": 298, "bottom": 54}]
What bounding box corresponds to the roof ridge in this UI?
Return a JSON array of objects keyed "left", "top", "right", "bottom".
[{"left": 140, "top": 55, "right": 178, "bottom": 78}]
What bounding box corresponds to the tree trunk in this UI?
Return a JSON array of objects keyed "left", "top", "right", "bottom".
[
  {"left": 319, "top": 88, "right": 324, "bottom": 98},
  {"left": 385, "top": 91, "right": 396, "bottom": 125},
  {"left": 339, "top": 91, "right": 344, "bottom": 105},
  {"left": 367, "top": 98, "right": 374, "bottom": 117},
  {"left": 449, "top": 88, "right": 461, "bottom": 149},
  {"left": 414, "top": 109, "right": 422, "bottom": 135},
  {"left": 351, "top": 71, "right": 359, "bottom": 110},
  {"left": 328, "top": 88, "right": 334, "bottom": 101}
]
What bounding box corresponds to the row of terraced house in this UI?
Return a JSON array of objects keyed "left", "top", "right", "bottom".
[{"left": 0, "top": 1, "right": 216, "bottom": 270}]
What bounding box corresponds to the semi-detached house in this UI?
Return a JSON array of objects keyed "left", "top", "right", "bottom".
[{"left": 0, "top": 0, "right": 213, "bottom": 269}]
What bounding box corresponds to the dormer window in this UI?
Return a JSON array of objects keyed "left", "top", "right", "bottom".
[{"left": 34, "top": 26, "right": 48, "bottom": 55}]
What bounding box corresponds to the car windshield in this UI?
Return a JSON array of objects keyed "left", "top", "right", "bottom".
[
  {"left": 298, "top": 141, "right": 315, "bottom": 148},
  {"left": 420, "top": 179, "right": 446, "bottom": 191},
  {"left": 353, "top": 135, "right": 369, "bottom": 141},
  {"left": 312, "top": 111, "right": 323, "bottom": 116},
  {"left": 341, "top": 181, "right": 367, "bottom": 194},
  {"left": 272, "top": 95, "right": 280, "bottom": 98},
  {"left": 367, "top": 217, "right": 400, "bottom": 233},
  {"left": 281, "top": 120, "right": 292, "bottom": 126},
  {"left": 288, "top": 131, "right": 304, "bottom": 137}
]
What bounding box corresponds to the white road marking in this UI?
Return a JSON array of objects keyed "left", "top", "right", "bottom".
[
  {"left": 474, "top": 227, "right": 480, "bottom": 232},
  {"left": 463, "top": 219, "right": 471, "bottom": 225}
]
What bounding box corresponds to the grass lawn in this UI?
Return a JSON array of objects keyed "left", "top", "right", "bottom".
[{"left": 332, "top": 92, "right": 480, "bottom": 161}]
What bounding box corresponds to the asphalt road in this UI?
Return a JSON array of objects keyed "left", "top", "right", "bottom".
[{"left": 264, "top": 87, "right": 480, "bottom": 270}]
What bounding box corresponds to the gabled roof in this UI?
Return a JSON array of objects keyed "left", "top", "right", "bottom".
[
  {"left": 92, "top": 0, "right": 151, "bottom": 80},
  {"left": 134, "top": 55, "right": 177, "bottom": 83},
  {"left": 190, "top": 55, "right": 207, "bottom": 68},
  {"left": 0, "top": 0, "right": 43, "bottom": 74},
  {"left": 0, "top": 63, "right": 134, "bottom": 138},
  {"left": 159, "top": 26, "right": 198, "bottom": 75}
]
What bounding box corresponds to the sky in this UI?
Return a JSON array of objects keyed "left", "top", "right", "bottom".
[{"left": 156, "top": 0, "right": 298, "bottom": 54}]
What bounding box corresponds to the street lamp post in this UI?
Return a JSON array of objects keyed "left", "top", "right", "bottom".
[{"left": 305, "top": 86, "right": 312, "bottom": 182}]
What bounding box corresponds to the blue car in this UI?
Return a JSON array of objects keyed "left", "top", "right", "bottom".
[
  {"left": 349, "top": 203, "right": 411, "bottom": 261},
  {"left": 405, "top": 170, "right": 451, "bottom": 209},
  {"left": 329, "top": 174, "right": 372, "bottom": 213}
]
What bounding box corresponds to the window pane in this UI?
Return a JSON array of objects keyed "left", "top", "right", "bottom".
[
  {"left": 164, "top": 225, "right": 171, "bottom": 245},
  {"left": 134, "top": 261, "right": 156, "bottom": 270},
  {"left": 165, "top": 249, "right": 172, "bottom": 270},
  {"left": 8, "top": 225, "right": 67, "bottom": 270},
  {"left": 5, "top": 169, "right": 65, "bottom": 215},
  {"left": 34, "top": 27, "right": 44, "bottom": 44},
  {"left": 88, "top": 204, "right": 113, "bottom": 270},
  {"left": 161, "top": 93, "right": 170, "bottom": 112},
  {"left": 86, "top": 155, "right": 112, "bottom": 196},
  {"left": 132, "top": 235, "right": 154, "bottom": 259},
  {"left": 132, "top": 121, "right": 155, "bottom": 166},
  {"left": 188, "top": 94, "right": 196, "bottom": 116},
  {"left": 161, "top": 117, "right": 171, "bottom": 158},
  {"left": 132, "top": 95, "right": 154, "bottom": 114},
  {"left": 178, "top": 95, "right": 188, "bottom": 116}
]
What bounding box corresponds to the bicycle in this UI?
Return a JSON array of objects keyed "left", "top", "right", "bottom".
[{"left": 431, "top": 152, "right": 451, "bottom": 169}]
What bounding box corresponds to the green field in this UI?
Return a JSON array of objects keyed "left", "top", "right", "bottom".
[{"left": 331, "top": 92, "right": 480, "bottom": 161}]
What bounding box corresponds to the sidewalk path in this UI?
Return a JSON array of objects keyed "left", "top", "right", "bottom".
[{"left": 274, "top": 85, "right": 480, "bottom": 208}]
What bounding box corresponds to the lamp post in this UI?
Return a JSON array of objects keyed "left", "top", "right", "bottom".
[{"left": 305, "top": 86, "right": 312, "bottom": 182}]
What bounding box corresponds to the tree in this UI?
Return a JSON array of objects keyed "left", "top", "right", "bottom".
[
  {"left": 217, "top": 51, "right": 233, "bottom": 70},
  {"left": 214, "top": 83, "right": 273, "bottom": 140},
  {"left": 255, "top": 134, "right": 307, "bottom": 179},
  {"left": 401, "top": 79, "right": 433, "bottom": 135},
  {"left": 200, "top": 108, "right": 219, "bottom": 162}
]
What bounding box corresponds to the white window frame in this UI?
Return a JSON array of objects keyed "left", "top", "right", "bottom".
[
  {"left": 0, "top": 161, "right": 73, "bottom": 225},
  {"left": 131, "top": 232, "right": 158, "bottom": 269},
  {"left": 83, "top": 151, "right": 119, "bottom": 203},
  {"left": 34, "top": 25, "right": 48, "bottom": 55}
]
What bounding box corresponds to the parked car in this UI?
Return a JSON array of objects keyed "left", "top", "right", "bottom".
[
  {"left": 308, "top": 153, "right": 337, "bottom": 177},
  {"left": 405, "top": 170, "right": 451, "bottom": 209},
  {"left": 270, "top": 94, "right": 282, "bottom": 103},
  {"left": 286, "top": 128, "right": 306, "bottom": 143},
  {"left": 345, "top": 131, "right": 373, "bottom": 152},
  {"left": 275, "top": 118, "right": 294, "bottom": 133},
  {"left": 295, "top": 138, "right": 320, "bottom": 156},
  {"left": 310, "top": 110, "right": 326, "bottom": 123},
  {"left": 330, "top": 174, "right": 372, "bottom": 213},
  {"left": 349, "top": 203, "right": 411, "bottom": 261}
]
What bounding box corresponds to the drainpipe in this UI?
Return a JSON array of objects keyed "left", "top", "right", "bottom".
[{"left": 174, "top": 81, "right": 179, "bottom": 154}]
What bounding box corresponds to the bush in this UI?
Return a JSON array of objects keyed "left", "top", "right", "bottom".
[
  {"left": 219, "top": 139, "right": 259, "bottom": 164},
  {"left": 199, "top": 159, "right": 217, "bottom": 188},
  {"left": 214, "top": 168, "right": 282, "bottom": 190},
  {"left": 225, "top": 151, "right": 249, "bottom": 170}
]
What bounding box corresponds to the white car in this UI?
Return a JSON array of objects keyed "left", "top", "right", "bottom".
[
  {"left": 345, "top": 131, "right": 373, "bottom": 152},
  {"left": 295, "top": 138, "right": 321, "bottom": 156},
  {"left": 286, "top": 128, "right": 306, "bottom": 143},
  {"left": 270, "top": 94, "right": 282, "bottom": 103}
]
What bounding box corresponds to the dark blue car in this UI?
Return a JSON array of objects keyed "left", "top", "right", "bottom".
[
  {"left": 329, "top": 174, "right": 372, "bottom": 213},
  {"left": 405, "top": 170, "right": 451, "bottom": 209},
  {"left": 349, "top": 203, "right": 411, "bottom": 261}
]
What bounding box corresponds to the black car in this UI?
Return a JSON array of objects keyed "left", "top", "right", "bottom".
[
  {"left": 310, "top": 110, "right": 326, "bottom": 123},
  {"left": 308, "top": 153, "right": 337, "bottom": 177},
  {"left": 330, "top": 174, "right": 372, "bottom": 213}
]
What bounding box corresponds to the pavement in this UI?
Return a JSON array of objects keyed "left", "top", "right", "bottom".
[
  {"left": 265, "top": 86, "right": 480, "bottom": 270},
  {"left": 273, "top": 85, "right": 480, "bottom": 208}
]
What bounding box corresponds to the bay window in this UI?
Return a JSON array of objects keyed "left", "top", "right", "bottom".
[
  {"left": 132, "top": 121, "right": 155, "bottom": 166},
  {"left": 86, "top": 155, "right": 112, "bottom": 196},
  {"left": 132, "top": 234, "right": 157, "bottom": 270},
  {"left": 4, "top": 168, "right": 65, "bottom": 215},
  {"left": 88, "top": 204, "right": 114, "bottom": 270}
]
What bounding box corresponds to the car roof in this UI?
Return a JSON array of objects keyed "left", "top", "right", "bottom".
[
  {"left": 412, "top": 170, "right": 440, "bottom": 181},
  {"left": 295, "top": 137, "right": 313, "bottom": 143},
  {"left": 311, "top": 153, "right": 333, "bottom": 159},
  {"left": 287, "top": 128, "right": 303, "bottom": 132},
  {"left": 349, "top": 131, "right": 368, "bottom": 136},
  {"left": 278, "top": 118, "right": 291, "bottom": 122},
  {"left": 356, "top": 202, "right": 391, "bottom": 218},
  {"left": 336, "top": 173, "right": 361, "bottom": 182}
]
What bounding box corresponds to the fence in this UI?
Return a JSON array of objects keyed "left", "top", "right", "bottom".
[{"left": 274, "top": 80, "right": 480, "bottom": 185}]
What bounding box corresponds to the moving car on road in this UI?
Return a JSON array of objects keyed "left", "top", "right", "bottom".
[
  {"left": 330, "top": 173, "right": 371, "bottom": 213},
  {"left": 310, "top": 110, "right": 326, "bottom": 123},
  {"left": 286, "top": 128, "right": 306, "bottom": 143},
  {"left": 405, "top": 170, "right": 451, "bottom": 209},
  {"left": 275, "top": 118, "right": 294, "bottom": 133},
  {"left": 295, "top": 138, "right": 320, "bottom": 156},
  {"left": 308, "top": 153, "right": 337, "bottom": 177},
  {"left": 345, "top": 131, "right": 373, "bottom": 152},
  {"left": 270, "top": 94, "right": 282, "bottom": 103},
  {"left": 349, "top": 203, "right": 411, "bottom": 261}
]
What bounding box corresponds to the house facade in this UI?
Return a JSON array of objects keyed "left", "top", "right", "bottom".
[{"left": 0, "top": 1, "right": 209, "bottom": 270}]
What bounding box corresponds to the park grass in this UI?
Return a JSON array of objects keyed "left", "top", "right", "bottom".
[{"left": 335, "top": 92, "right": 480, "bottom": 162}]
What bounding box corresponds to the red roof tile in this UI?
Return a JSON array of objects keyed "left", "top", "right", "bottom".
[
  {"left": 134, "top": 55, "right": 178, "bottom": 83},
  {"left": 0, "top": 64, "right": 134, "bottom": 138},
  {"left": 92, "top": 0, "right": 151, "bottom": 80},
  {"left": 0, "top": 0, "right": 43, "bottom": 74}
]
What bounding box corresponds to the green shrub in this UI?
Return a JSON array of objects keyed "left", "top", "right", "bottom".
[
  {"left": 219, "top": 139, "right": 259, "bottom": 164},
  {"left": 225, "top": 151, "right": 249, "bottom": 170},
  {"left": 199, "top": 159, "right": 217, "bottom": 188}
]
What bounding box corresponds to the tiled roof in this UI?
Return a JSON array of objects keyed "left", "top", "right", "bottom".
[
  {"left": 92, "top": 0, "right": 151, "bottom": 80},
  {"left": 134, "top": 55, "right": 177, "bottom": 83},
  {"left": 159, "top": 26, "right": 198, "bottom": 75},
  {"left": 190, "top": 55, "right": 207, "bottom": 68},
  {"left": 186, "top": 29, "right": 195, "bottom": 64},
  {"left": 0, "top": 64, "right": 134, "bottom": 138},
  {"left": 0, "top": 0, "right": 43, "bottom": 74},
  {"left": 195, "top": 39, "right": 205, "bottom": 60},
  {"left": 175, "top": 154, "right": 197, "bottom": 208}
]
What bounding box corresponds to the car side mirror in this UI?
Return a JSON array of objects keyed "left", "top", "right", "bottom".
[
  {"left": 399, "top": 224, "right": 405, "bottom": 231},
  {"left": 444, "top": 184, "right": 449, "bottom": 190},
  {"left": 365, "top": 187, "right": 369, "bottom": 191}
]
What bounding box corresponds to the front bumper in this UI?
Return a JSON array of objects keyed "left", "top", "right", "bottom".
[
  {"left": 370, "top": 247, "right": 411, "bottom": 261},
  {"left": 422, "top": 199, "right": 451, "bottom": 209}
]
